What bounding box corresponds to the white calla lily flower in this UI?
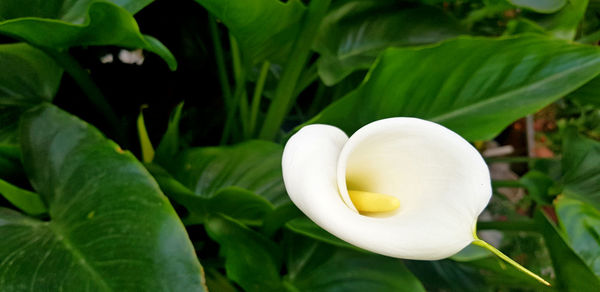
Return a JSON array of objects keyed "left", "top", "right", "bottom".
[{"left": 282, "top": 118, "right": 549, "bottom": 286}]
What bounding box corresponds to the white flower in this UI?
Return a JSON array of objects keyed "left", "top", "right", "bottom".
[{"left": 282, "top": 117, "right": 491, "bottom": 260}]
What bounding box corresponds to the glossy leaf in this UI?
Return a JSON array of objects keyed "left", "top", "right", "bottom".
[
  {"left": 556, "top": 196, "right": 600, "bottom": 276},
  {"left": 536, "top": 210, "right": 600, "bottom": 290},
  {"left": 537, "top": 0, "right": 588, "bottom": 40},
  {"left": 509, "top": 0, "right": 566, "bottom": 13},
  {"left": 168, "top": 140, "right": 290, "bottom": 207},
  {"left": 562, "top": 127, "right": 600, "bottom": 210},
  {"left": 148, "top": 164, "right": 273, "bottom": 225},
  {"left": 308, "top": 35, "right": 600, "bottom": 141},
  {"left": 205, "top": 214, "right": 283, "bottom": 292},
  {"left": 0, "top": 178, "right": 46, "bottom": 215},
  {"left": 284, "top": 232, "right": 425, "bottom": 292},
  {"left": 314, "top": 1, "right": 465, "bottom": 85},
  {"left": 0, "top": 104, "right": 205, "bottom": 290},
  {"left": 195, "top": 0, "right": 306, "bottom": 67},
  {"left": 0, "top": 0, "right": 176, "bottom": 70},
  {"left": 0, "top": 43, "right": 62, "bottom": 143}
]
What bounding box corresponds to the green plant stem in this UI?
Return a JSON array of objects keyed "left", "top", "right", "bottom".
[
  {"left": 477, "top": 220, "right": 537, "bottom": 232},
  {"left": 208, "top": 15, "right": 232, "bottom": 106},
  {"left": 258, "top": 0, "right": 331, "bottom": 140},
  {"left": 229, "top": 34, "right": 249, "bottom": 129},
  {"left": 42, "top": 48, "right": 123, "bottom": 142},
  {"left": 472, "top": 239, "right": 550, "bottom": 286},
  {"left": 249, "top": 61, "right": 270, "bottom": 136}
]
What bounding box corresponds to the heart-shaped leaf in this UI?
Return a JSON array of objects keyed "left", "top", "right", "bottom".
[
  {"left": 0, "top": 0, "right": 176, "bottom": 70},
  {"left": 284, "top": 232, "right": 425, "bottom": 291},
  {"left": 0, "top": 104, "right": 205, "bottom": 290},
  {"left": 314, "top": 1, "right": 465, "bottom": 85},
  {"left": 194, "top": 0, "right": 306, "bottom": 67},
  {"left": 0, "top": 43, "right": 62, "bottom": 143},
  {"left": 562, "top": 127, "right": 600, "bottom": 210},
  {"left": 205, "top": 214, "right": 283, "bottom": 292},
  {"left": 536, "top": 210, "right": 600, "bottom": 290},
  {"left": 168, "top": 140, "right": 289, "bottom": 207},
  {"left": 148, "top": 164, "right": 273, "bottom": 225},
  {"left": 556, "top": 196, "right": 600, "bottom": 276},
  {"left": 307, "top": 35, "right": 600, "bottom": 141}
]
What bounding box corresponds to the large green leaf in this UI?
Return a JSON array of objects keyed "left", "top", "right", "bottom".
[
  {"left": 314, "top": 0, "right": 465, "bottom": 85},
  {"left": 0, "top": 104, "right": 205, "bottom": 290},
  {"left": 168, "top": 140, "right": 290, "bottom": 207},
  {"left": 0, "top": 43, "right": 62, "bottom": 143},
  {"left": 0, "top": 0, "right": 176, "bottom": 70},
  {"left": 284, "top": 232, "right": 425, "bottom": 292},
  {"left": 148, "top": 164, "right": 273, "bottom": 225},
  {"left": 205, "top": 214, "right": 283, "bottom": 292},
  {"left": 561, "top": 127, "right": 600, "bottom": 210},
  {"left": 536, "top": 210, "right": 600, "bottom": 290},
  {"left": 308, "top": 35, "right": 600, "bottom": 141},
  {"left": 556, "top": 196, "right": 600, "bottom": 276},
  {"left": 195, "top": 0, "right": 306, "bottom": 67}
]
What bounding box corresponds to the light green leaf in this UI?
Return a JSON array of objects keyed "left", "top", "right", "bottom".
[
  {"left": 168, "top": 140, "right": 290, "bottom": 207},
  {"left": 562, "top": 127, "right": 600, "bottom": 210},
  {"left": 308, "top": 35, "right": 600, "bottom": 141},
  {"left": 284, "top": 232, "right": 425, "bottom": 292},
  {"left": 556, "top": 196, "right": 600, "bottom": 276},
  {"left": 509, "top": 0, "right": 566, "bottom": 13},
  {"left": 155, "top": 102, "right": 184, "bottom": 165},
  {"left": 537, "top": 0, "right": 589, "bottom": 40},
  {"left": 0, "top": 0, "right": 176, "bottom": 70},
  {"left": 314, "top": 0, "right": 465, "bottom": 85},
  {"left": 0, "top": 178, "right": 46, "bottom": 215},
  {"left": 536, "top": 209, "right": 600, "bottom": 290},
  {"left": 0, "top": 43, "right": 62, "bottom": 144},
  {"left": 0, "top": 104, "right": 205, "bottom": 290},
  {"left": 205, "top": 214, "right": 283, "bottom": 292},
  {"left": 195, "top": 0, "right": 306, "bottom": 67}
]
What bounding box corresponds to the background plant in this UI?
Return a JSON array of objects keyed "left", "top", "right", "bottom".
[{"left": 1, "top": 0, "right": 600, "bottom": 291}]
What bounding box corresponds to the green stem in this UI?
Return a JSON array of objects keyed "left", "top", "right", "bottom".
[
  {"left": 208, "top": 15, "right": 232, "bottom": 106},
  {"left": 472, "top": 239, "right": 550, "bottom": 286},
  {"left": 229, "top": 34, "right": 248, "bottom": 128},
  {"left": 258, "top": 0, "right": 331, "bottom": 140},
  {"left": 249, "top": 61, "right": 270, "bottom": 136},
  {"left": 43, "top": 48, "right": 123, "bottom": 142}
]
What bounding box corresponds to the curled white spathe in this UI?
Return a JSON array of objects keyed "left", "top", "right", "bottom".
[{"left": 282, "top": 118, "right": 492, "bottom": 260}]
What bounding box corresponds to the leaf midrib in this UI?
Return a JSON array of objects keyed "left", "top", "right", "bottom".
[
  {"left": 48, "top": 222, "right": 112, "bottom": 291},
  {"left": 430, "top": 52, "right": 600, "bottom": 123}
]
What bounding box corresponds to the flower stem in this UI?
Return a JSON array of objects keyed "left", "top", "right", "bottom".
[
  {"left": 258, "top": 0, "right": 331, "bottom": 140},
  {"left": 249, "top": 61, "right": 270, "bottom": 136},
  {"left": 472, "top": 238, "right": 550, "bottom": 286}
]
